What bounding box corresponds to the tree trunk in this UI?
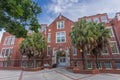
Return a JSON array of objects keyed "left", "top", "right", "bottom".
[{"left": 81, "top": 50, "right": 87, "bottom": 70}]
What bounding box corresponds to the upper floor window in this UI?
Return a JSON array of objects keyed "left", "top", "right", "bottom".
[
  {"left": 107, "top": 27, "right": 114, "bottom": 37},
  {"left": 110, "top": 41, "right": 119, "bottom": 54},
  {"left": 102, "top": 47, "right": 109, "bottom": 55},
  {"left": 48, "top": 33, "right": 51, "bottom": 43},
  {"left": 4, "top": 36, "right": 15, "bottom": 45},
  {"left": 57, "top": 21, "right": 64, "bottom": 29},
  {"left": 93, "top": 17, "right": 99, "bottom": 23},
  {"left": 101, "top": 16, "right": 108, "bottom": 23},
  {"left": 56, "top": 31, "right": 66, "bottom": 43},
  {"left": 86, "top": 18, "right": 91, "bottom": 22},
  {"left": 72, "top": 46, "right": 77, "bottom": 56}
]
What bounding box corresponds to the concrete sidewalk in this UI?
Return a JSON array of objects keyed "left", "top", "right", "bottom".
[{"left": 0, "top": 68, "right": 120, "bottom": 80}]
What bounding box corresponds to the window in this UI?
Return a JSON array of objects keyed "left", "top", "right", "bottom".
[
  {"left": 102, "top": 47, "right": 109, "bottom": 55},
  {"left": 7, "top": 37, "right": 11, "bottom": 45},
  {"left": 11, "top": 36, "right": 15, "bottom": 45},
  {"left": 1, "top": 49, "right": 5, "bottom": 56},
  {"left": 72, "top": 46, "right": 77, "bottom": 56},
  {"left": 4, "top": 37, "right": 8, "bottom": 45},
  {"left": 107, "top": 27, "right": 114, "bottom": 37},
  {"left": 96, "top": 62, "right": 102, "bottom": 69},
  {"left": 57, "top": 21, "right": 64, "bottom": 29},
  {"left": 5, "top": 49, "right": 9, "bottom": 56},
  {"left": 101, "top": 16, "right": 108, "bottom": 23},
  {"left": 56, "top": 32, "right": 66, "bottom": 43},
  {"left": 110, "top": 41, "right": 119, "bottom": 54},
  {"left": 3, "top": 36, "right": 15, "bottom": 45},
  {"left": 10, "top": 48, "right": 13, "bottom": 56},
  {"left": 104, "top": 62, "right": 112, "bottom": 69},
  {"left": 115, "top": 62, "right": 120, "bottom": 69},
  {"left": 1, "top": 48, "right": 13, "bottom": 57},
  {"left": 48, "top": 33, "right": 51, "bottom": 43},
  {"left": 47, "top": 46, "right": 51, "bottom": 56},
  {"left": 93, "top": 17, "right": 99, "bottom": 23},
  {"left": 87, "top": 61, "right": 92, "bottom": 69},
  {"left": 86, "top": 18, "right": 91, "bottom": 22}
]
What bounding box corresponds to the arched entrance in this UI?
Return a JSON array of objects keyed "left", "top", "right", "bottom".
[{"left": 56, "top": 50, "right": 67, "bottom": 67}]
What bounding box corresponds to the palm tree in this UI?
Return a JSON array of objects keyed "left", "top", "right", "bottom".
[
  {"left": 19, "top": 32, "right": 46, "bottom": 67},
  {"left": 70, "top": 20, "right": 97, "bottom": 70},
  {"left": 91, "top": 23, "right": 110, "bottom": 69}
]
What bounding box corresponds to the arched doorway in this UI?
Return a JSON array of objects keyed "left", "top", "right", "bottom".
[{"left": 56, "top": 50, "right": 67, "bottom": 67}]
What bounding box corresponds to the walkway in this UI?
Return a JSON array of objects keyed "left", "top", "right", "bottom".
[{"left": 0, "top": 68, "right": 120, "bottom": 80}]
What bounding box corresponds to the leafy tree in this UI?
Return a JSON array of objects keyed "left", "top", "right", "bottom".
[
  {"left": 0, "top": 0, "right": 41, "bottom": 38},
  {"left": 19, "top": 32, "right": 46, "bottom": 67},
  {"left": 70, "top": 20, "right": 97, "bottom": 70},
  {"left": 91, "top": 23, "right": 110, "bottom": 69}
]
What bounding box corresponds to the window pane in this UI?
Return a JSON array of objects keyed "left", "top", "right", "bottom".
[
  {"left": 87, "top": 62, "right": 92, "bottom": 69},
  {"left": 11, "top": 36, "right": 15, "bottom": 45},
  {"left": 72, "top": 46, "right": 77, "bottom": 56},
  {"left": 93, "top": 17, "right": 99, "bottom": 23},
  {"left": 10, "top": 48, "right": 12, "bottom": 56},
  {"left": 56, "top": 32, "right": 66, "bottom": 43},
  {"left": 47, "top": 47, "right": 51, "bottom": 56},
  {"left": 86, "top": 18, "right": 91, "bottom": 22},
  {"left": 5, "top": 49, "right": 9, "bottom": 56},
  {"left": 101, "top": 16, "right": 107, "bottom": 23},
  {"left": 110, "top": 42, "right": 118, "bottom": 53},
  {"left": 57, "top": 21, "right": 64, "bottom": 29},
  {"left": 48, "top": 34, "right": 51, "bottom": 42},
  {"left": 105, "top": 62, "right": 111, "bottom": 68},
  {"left": 115, "top": 62, "right": 120, "bottom": 69},
  {"left": 96, "top": 62, "right": 102, "bottom": 69},
  {"left": 2, "top": 49, "right": 5, "bottom": 56}
]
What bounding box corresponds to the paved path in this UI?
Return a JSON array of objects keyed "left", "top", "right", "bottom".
[{"left": 0, "top": 68, "right": 120, "bottom": 80}]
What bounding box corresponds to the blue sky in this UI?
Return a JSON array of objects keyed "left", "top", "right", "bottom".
[{"left": 0, "top": 0, "right": 120, "bottom": 42}]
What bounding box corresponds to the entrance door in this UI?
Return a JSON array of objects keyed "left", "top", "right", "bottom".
[{"left": 59, "top": 57, "right": 66, "bottom": 66}]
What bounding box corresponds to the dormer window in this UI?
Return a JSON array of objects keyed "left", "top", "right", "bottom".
[{"left": 57, "top": 21, "right": 64, "bottom": 29}]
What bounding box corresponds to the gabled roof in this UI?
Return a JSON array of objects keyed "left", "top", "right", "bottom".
[{"left": 48, "top": 14, "right": 74, "bottom": 27}]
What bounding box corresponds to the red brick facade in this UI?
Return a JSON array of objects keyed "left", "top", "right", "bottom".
[{"left": 0, "top": 13, "right": 120, "bottom": 70}]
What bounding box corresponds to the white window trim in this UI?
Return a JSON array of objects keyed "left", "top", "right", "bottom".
[
  {"left": 72, "top": 46, "right": 77, "bottom": 56},
  {"left": 93, "top": 17, "right": 100, "bottom": 23},
  {"left": 57, "top": 21, "right": 64, "bottom": 29},
  {"left": 47, "top": 45, "right": 51, "bottom": 56},
  {"left": 87, "top": 62, "right": 92, "bottom": 69},
  {"left": 86, "top": 18, "right": 91, "bottom": 22},
  {"left": 102, "top": 47, "right": 109, "bottom": 55},
  {"left": 106, "top": 26, "right": 115, "bottom": 37},
  {"left": 86, "top": 52, "right": 90, "bottom": 55},
  {"left": 101, "top": 16, "right": 108, "bottom": 23},
  {"left": 3, "top": 37, "right": 8, "bottom": 45},
  {"left": 47, "top": 33, "right": 51, "bottom": 43},
  {"left": 97, "top": 62, "right": 102, "bottom": 69},
  {"left": 56, "top": 31, "right": 66, "bottom": 43},
  {"left": 110, "top": 41, "right": 119, "bottom": 55},
  {"left": 104, "top": 62, "right": 112, "bottom": 69},
  {"left": 0, "top": 47, "right": 13, "bottom": 58}
]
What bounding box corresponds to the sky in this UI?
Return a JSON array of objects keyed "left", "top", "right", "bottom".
[{"left": 0, "top": 0, "right": 120, "bottom": 42}]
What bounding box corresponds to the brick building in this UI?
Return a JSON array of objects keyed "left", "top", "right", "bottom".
[{"left": 0, "top": 13, "right": 120, "bottom": 70}]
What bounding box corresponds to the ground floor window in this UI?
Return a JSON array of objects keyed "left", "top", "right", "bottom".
[
  {"left": 87, "top": 61, "right": 92, "bottom": 69},
  {"left": 104, "top": 62, "right": 112, "bottom": 69},
  {"left": 96, "top": 62, "right": 102, "bottom": 69},
  {"left": 115, "top": 61, "right": 120, "bottom": 69}
]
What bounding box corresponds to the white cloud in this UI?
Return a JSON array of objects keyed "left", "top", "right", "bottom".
[{"left": 46, "top": 0, "right": 120, "bottom": 22}]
